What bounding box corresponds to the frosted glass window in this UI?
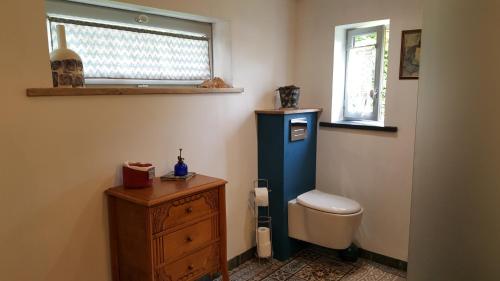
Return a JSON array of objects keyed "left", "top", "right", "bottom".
[{"left": 48, "top": 17, "right": 211, "bottom": 82}]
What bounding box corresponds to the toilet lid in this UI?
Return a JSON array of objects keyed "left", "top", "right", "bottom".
[{"left": 297, "top": 190, "right": 362, "bottom": 214}]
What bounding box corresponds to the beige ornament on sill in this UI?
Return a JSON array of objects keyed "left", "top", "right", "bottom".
[
  {"left": 50, "top": 25, "right": 85, "bottom": 88},
  {"left": 198, "top": 77, "right": 231, "bottom": 88}
]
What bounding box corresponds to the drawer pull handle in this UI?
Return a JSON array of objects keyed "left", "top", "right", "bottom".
[
  {"left": 186, "top": 236, "right": 193, "bottom": 242},
  {"left": 188, "top": 265, "right": 194, "bottom": 271},
  {"left": 186, "top": 207, "right": 193, "bottom": 213}
]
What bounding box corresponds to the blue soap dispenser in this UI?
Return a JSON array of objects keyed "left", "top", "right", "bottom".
[{"left": 174, "top": 148, "right": 188, "bottom": 176}]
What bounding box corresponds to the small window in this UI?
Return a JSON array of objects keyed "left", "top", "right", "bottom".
[
  {"left": 343, "top": 25, "right": 388, "bottom": 121},
  {"left": 45, "top": 0, "right": 213, "bottom": 85}
]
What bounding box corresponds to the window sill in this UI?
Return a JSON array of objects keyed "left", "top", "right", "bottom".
[
  {"left": 26, "top": 87, "right": 244, "bottom": 97},
  {"left": 319, "top": 120, "right": 398, "bottom": 132}
]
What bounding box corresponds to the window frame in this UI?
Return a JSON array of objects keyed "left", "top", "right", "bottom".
[
  {"left": 343, "top": 25, "right": 386, "bottom": 121},
  {"left": 45, "top": 0, "right": 214, "bottom": 86}
]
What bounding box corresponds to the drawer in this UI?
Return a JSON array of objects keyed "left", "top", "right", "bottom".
[
  {"left": 151, "top": 189, "right": 219, "bottom": 234},
  {"left": 155, "top": 243, "right": 220, "bottom": 281},
  {"left": 162, "top": 217, "right": 218, "bottom": 264}
]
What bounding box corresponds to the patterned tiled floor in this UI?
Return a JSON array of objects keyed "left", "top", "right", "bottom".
[{"left": 227, "top": 246, "right": 406, "bottom": 281}]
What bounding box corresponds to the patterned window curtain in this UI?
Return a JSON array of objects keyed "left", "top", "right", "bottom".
[{"left": 48, "top": 18, "right": 212, "bottom": 81}]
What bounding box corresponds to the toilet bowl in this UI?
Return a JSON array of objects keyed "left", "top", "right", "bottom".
[{"left": 288, "top": 190, "right": 363, "bottom": 249}]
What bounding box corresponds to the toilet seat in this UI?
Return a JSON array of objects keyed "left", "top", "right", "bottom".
[{"left": 297, "top": 190, "right": 361, "bottom": 215}]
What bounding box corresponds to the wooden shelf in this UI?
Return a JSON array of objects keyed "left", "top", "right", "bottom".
[{"left": 26, "top": 87, "right": 244, "bottom": 97}]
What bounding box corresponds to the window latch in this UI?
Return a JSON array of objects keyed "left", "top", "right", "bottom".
[{"left": 370, "top": 89, "right": 379, "bottom": 100}]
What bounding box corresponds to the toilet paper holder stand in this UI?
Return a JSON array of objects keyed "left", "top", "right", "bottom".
[{"left": 252, "top": 179, "right": 273, "bottom": 261}]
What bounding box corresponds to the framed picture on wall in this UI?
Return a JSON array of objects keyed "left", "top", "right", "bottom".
[{"left": 399, "top": 29, "right": 422, "bottom": 79}]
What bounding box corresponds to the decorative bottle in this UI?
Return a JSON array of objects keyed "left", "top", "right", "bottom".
[
  {"left": 49, "top": 24, "right": 85, "bottom": 88},
  {"left": 174, "top": 148, "right": 188, "bottom": 176}
]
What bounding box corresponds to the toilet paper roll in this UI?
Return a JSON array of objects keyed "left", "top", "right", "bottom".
[
  {"left": 254, "top": 187, "right": 269, "bottom": 207},
  {"left": 256, "top": 227, "right": 272, "bottom": 257},
  {"left": 257, "top": 227, "right": 271, "bottom": 245},
  {"left": 257, "top": 242, "right": 272, "bottom": 258}
]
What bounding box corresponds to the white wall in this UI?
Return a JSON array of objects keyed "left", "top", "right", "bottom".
[
  {"left": 0, "top": 0, "right": 296, "bottom": 280},
  {"left": 294, "top": 0, "right": 422, "bottom": 261},
  {"left": 408, "top": 0, "right": 500, "bottom": 280}
]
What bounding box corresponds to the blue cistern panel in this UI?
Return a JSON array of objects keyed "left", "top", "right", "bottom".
[{"left": 257, "top": 111, "right": 318, "bottom": 261}]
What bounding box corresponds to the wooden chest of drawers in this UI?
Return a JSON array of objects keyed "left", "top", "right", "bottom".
[{"left": 106, "top": 174, "right": 228, "bottom": 281}]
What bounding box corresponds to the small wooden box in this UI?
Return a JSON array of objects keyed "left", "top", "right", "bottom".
[{"left": 122, "top": 165, "right": 155, "bottom": 188}]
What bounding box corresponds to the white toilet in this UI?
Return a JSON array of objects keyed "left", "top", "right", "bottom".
[{"left": 288, "top": 189, "right": 363, "bottom": 249}]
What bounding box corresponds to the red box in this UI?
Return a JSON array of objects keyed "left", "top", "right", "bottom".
[{"left": 122, "top": 163, "right": 155, "bottom": 189}]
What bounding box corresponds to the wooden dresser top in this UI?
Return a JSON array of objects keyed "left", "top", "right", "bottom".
[
  {"left": 106, "top": 174, "right": 227, "bottom": 207},
  {"left": 254, "top": 108, "right": 323, "bottom": 115}
]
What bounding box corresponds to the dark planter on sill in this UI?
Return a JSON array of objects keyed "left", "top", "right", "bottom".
[{"left": 278, "top": 85, "right": 300, "bottom": 108}]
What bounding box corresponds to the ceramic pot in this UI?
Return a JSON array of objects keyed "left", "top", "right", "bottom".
[
  {"left": 278, "top": 85, "right": 300, "bottom": 108},
  {"left": 50, "top": 25, "right": 85, "bottom": 88}
]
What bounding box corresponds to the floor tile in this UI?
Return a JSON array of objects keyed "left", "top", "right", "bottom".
[
  {"left": 315, "top": 256, "right": 354, "bottom": 274},
  {"left": 286, "top": 276, "right": 309, "bottom": 281},
  {"left": 295, "top": 265, "right": 345, "bottom": 281},
  {"left": 262, "top": 270, "right": 292, "bottom": 281},
  {"left": 341, "top": 264, "right": 403, "bottom": 281},
  {"left": 280, "top": 259, "right": 308, "bottom": 274},
  {"left": 372, "top": 263, "right": 407, "bottom": 278},
  {"left": 224, "top": 246, "right": 406, "bottom": 281}
]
